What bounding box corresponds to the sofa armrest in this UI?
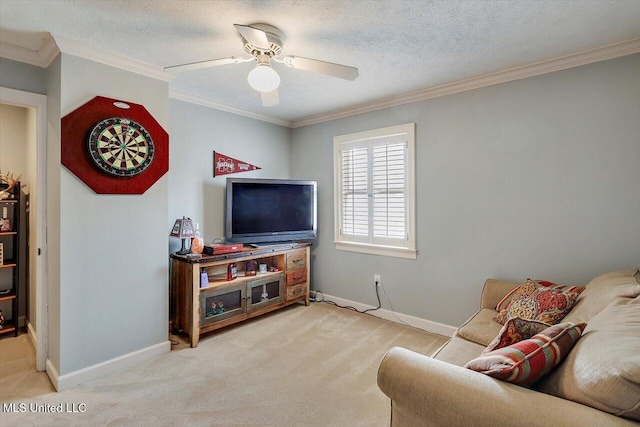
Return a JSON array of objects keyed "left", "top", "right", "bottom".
[
  {"left": 377, "top": 347, "right": 636, "bottom": 427},
  {"left": 480, "top": 278, "right": 521, "bottom": 309}
]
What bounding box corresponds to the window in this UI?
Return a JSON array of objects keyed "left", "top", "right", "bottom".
[{"left": 333, "top": 123, "right": 416, "bottom": 259}]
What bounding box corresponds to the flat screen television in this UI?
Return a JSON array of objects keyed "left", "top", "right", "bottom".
[{"left": 225, "top": 178, "right": 317, "bottom": 244}]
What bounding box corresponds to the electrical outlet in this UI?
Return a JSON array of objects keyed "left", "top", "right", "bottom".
[{"left": 374, "top": 274, "right": 381, "bottom": 287}]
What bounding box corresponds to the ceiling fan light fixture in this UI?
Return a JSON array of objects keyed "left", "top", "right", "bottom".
[{"left": 247, "top": 63, "right": 280, "bottom": 93}]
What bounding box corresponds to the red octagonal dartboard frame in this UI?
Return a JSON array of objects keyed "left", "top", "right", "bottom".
[{"left": 61, "top": 96, "right": 169, "bottom": 194}]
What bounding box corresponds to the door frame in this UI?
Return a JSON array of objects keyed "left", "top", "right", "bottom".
[{"left": 0, "top": 86, "right": 48, "bottom": 371}]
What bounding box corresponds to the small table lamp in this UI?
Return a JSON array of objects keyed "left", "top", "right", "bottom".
[{"left": 170, "top": 217, "right": 195, "bottom": 255}]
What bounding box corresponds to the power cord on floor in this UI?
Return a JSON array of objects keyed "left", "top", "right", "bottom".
[
  {"left": 312, "top": 282, "right": 432, "bottom": 334},
  {"left": 311, "top": 280, "right": 382, "bottom": 314},
  {"left": 377, "top": 283, "right": 416, "bottom": 329}
]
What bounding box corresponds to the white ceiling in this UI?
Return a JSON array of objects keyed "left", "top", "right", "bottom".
[{"left": 1, "top": 0, "right": 639, "bottom": 124}]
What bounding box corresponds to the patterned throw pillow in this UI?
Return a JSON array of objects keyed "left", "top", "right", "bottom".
[
  {"left": 465, "top": 322, "right": 586, "bottom": 386},
  {"left": 494, "top": 279, "right": 585, "bottom": 324},
  {"left": 482, "top": 317, "right": 550, "bottom": 354}
]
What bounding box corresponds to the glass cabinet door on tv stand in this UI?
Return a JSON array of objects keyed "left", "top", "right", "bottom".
[
  {"left": 200, "top": 282, "right": 246, "bottom": 327},
  {"left": 246, "top": 273, "right": 285, "bottom": 313}
]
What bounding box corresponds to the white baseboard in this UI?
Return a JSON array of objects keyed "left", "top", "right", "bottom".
[
  {"left": 313, "top": 291, "right": 457, "bottom": 337},
  {"left": 47, "top": 340, "right": 171, "bottom": 392},
  {"left": 26, "top": 320, "right": 37, "bottom": 348},
  {"left": 45, "top": 358, "right": 60, "bottom": 390}
]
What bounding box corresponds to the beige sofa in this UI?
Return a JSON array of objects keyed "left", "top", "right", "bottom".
[{"left": 378, "top": 268, "right": 640, "bottom": 426}]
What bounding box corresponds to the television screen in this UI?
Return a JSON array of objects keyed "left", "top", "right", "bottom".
[{"left": 226, "top": 178, "right": 317, "bottom": 244}]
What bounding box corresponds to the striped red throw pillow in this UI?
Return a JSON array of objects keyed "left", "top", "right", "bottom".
[{"left": 465, "top": 322, "right": 586, "bottom": 386}]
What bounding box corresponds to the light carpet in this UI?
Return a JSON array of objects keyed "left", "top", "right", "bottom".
[{"left": 1, "top": 303, "right": 447, "bottom": 426}]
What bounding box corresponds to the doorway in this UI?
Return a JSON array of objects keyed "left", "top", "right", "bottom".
[{"left": 0, "top": 87, "right": 47, "bottom": 372}]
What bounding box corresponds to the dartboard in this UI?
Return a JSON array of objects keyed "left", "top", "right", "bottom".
[{"left": 87, "top": 117, "right": 155, "bottom": 177}]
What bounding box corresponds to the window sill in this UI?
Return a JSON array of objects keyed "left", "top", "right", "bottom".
[{"left": 334, "top": 241, "right": 417, "bottom": 259}]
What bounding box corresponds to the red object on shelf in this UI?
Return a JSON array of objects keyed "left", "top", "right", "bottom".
[
  {"left": 203, "top": 243, "right": 244, "bottom": 255},
  {"left": 227, "top": 263, "right": 238, "bottom": 281}
]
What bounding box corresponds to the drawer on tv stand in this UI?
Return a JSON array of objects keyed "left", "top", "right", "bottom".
[
  {"left": 286, "top": 249, "right": 306, "bottom": 270},
  {"left": 286, "top": 283, "right": 307, "bottom": 300},
  {"left": 286, "top": 268, "right": 307, "bottom": 286}
]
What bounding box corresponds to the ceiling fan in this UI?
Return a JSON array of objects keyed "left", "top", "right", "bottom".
[{"left": 164, "top": 23, "right": 359, "bottom": 107}]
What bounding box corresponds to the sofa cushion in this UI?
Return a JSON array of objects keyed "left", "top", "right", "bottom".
[
  {"left": 464, "top": 322, "right": 586, "bottom": 386},
  {"left": 563, "top": 268, "right": 640, "bottom": 324},
  {"left": 456, "top": 308, "right": 504, "bottom": 347},
  {"left": 494, "top": 280, "right": 584, "bottom": 325},
  {"left": 536, "top": 296, "right": 640, "bottom": 422},
  {"left": 483, "top": 317, "right": 550, "bottom": 354},
  {"left": 431, "top": 335, "right": 486, "bottom": 367},
  {"left": 480, "top": 278, "right": 522, "bottom": 310}
]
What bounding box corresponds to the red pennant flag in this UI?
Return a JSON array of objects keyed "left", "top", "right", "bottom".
[{"left": 213, "top": 151, "right": 261, "bottom": 177}]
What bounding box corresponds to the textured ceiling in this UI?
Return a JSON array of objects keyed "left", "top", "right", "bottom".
[{"left": 1, "top": 0, "right": 639, "bottom": 123}]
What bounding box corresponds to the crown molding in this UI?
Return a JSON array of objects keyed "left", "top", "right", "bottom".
[
  {"left": 51, "top": 33, "right": 173, "bottom": 82},
  {"left": 290, "top": 37, "right": 640, "bottom": 128},
  {"left": 169, "top": 89, "right": 293, "bottom": 127},
  {"left": 38, "top": 35, "right": 59, "bottom": 67},
  {"left": 0, "top": 33, "right": 59, "bottom": 67},
  {"left": 0, "top": 33, "right": 173, "bottom": 82},
  {"left": 0, "top": 41, "right": 45, "bottom": 67}
]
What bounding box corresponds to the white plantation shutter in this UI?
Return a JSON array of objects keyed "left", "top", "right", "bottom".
[
  {"left": 334, "top": 123, "right": 416, "bottom": 259},
  {"left": 341, "top": 146, "right": 369, "bottom": 237},
  {"left": 373, "top": 142, "right": 405, "bottom": 239}
]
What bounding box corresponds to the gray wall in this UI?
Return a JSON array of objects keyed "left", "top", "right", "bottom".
[
  {"left": 0, "top": 58, "right": 46, "bottom": 95},
  {"left": 168, "top": 99, "right": 291, "bottom": 250},
  {"left": 291, "top": 53, "right": 640, "bottom": 327},
  {"left": 53, "top": 54, "right": 170, "bottom": 375}
]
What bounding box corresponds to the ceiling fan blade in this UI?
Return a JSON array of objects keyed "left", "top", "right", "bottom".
[
  {"left": 234, "top": 24, "right": 270, "bottom": 50},
  {"left": 260, "top": 89, "right": 280, "bottom": 107},
  {"left": 164, "top": 56, "right": 249, "bottom": 73},
  {"left": 280, "top": 56, "right": 359, "bottom": 80}
]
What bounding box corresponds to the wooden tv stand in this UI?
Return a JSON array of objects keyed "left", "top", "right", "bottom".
[{"left": 170, "top": 242, "right": 310, "bottom": 347}]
